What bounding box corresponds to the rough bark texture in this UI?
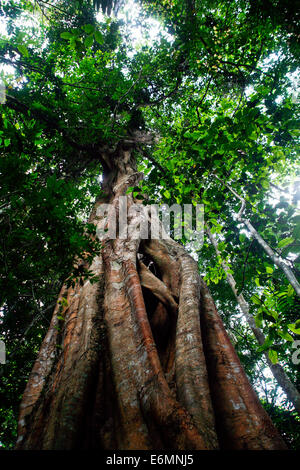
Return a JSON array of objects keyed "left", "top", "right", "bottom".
[
  {"left": 206, "top": 224, "right": 300, "bottom": 415},
  {"left": 16, "top": 146, "right": 287, "bottom": 450}
]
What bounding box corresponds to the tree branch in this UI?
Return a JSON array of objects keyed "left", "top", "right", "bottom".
[{"left": 138, "top": 260, "right": 178, "bottom": 315}]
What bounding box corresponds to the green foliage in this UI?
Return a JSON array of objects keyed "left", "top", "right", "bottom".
[{"left": 261, "top": 402, "right": 300, "bottom": 450}]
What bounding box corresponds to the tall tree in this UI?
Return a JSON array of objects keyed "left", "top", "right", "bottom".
[
  {"left": 205, "top": 223, "right": 300, "bottom": 414},
  {"left": 1, "top": 0, "right": 299, "bottom": 449}
]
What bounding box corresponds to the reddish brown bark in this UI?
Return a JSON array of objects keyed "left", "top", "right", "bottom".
[
  {"left": 199, "top": 281, "right": 287, "bottom": 450},
  {"left": 15, "top": 145, "right": 287, "bottom": 450}
]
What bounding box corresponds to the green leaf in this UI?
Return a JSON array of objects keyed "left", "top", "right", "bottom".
[
  {"left": 82, "top": 24, "right": 95, "bottom": 34},
  {"left": 163, "top": 189, "right": 171, "bottom": 199},
  {"left": 277, "top": 237, "right": 294, "bottom": 249},
  {"left": 17, "top": 44, "right": 29, "bottom": 57},
  {"left": 251, "top": 295, "right": 261, "bottom": 305},
  {"left": 288, "top": 323, "right": 300, "bottom": 335},
  {"left": 210, "top": 219, "right": 219, "bottom": 226},
  {"left": 60, "top": 32, "right": 74, "bottom": 39},
  {"left": 16, "top": 32, "right": 26, "bottom": 42},
  {"left": 278, "top": 330, "right": 294, "bottom": 342},
  {"left": 60, "top": 297, "right": 68, "bottom": 307},
  {"left": 287, "top": 284, "right": 294, "bottom": 297},
  {"left": 254, "top": 310, "right": 263, "bottom": 328},
  {"left": 261, "top": 179, "right": 269, "bottom": 189},
  {"left": 84, "top": 35, "right": 94, "bottom": 48},
  {"left": 268, "top": 349, "right": 278, "bottom": 364},
  {"left": 94, "top": 30, "right": 104, "bottom": 44},
  {"left": 266, "top": 266, "right": 274, "bottom": 274},
  {"left": 259, "top": 334, "right": 274, "bottom": 352}
]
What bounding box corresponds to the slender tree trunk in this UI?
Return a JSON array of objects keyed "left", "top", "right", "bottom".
[
  {"left": 206, "top": 224, "right": 300, "bottom": 415},
  {"left": 242, "top": 218, "right": 300, "bottom": 296},
  {"left": 213, "top": 173, "right": 300, "bottom": 296},
  {"left": 16, "top": 146, "right": 287, "bottom": 450}
]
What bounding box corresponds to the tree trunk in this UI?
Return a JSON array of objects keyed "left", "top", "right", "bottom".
[
  {"left": 206, "top": 223, "right": 300, "bottom": 415},
  {"left": 213, "top": 173, "right": 300, "bottom": 296},
  {"left": 15, "top": 145, "right": 287, "bottom": 450}
]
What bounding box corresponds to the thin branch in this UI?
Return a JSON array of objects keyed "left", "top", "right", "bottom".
[
  {"left": 62, "top": 82, "right": 103, "bottom": 92},
  {"left": 198, "top": 76, "right": 212, "bottom": 107},
  {"left": 240, "top": 239, "right": 254, "bottom": 292},
  {"left": 111, "top": 69, "right": 143, "bottom": 130},
  {"left": 35, "top": 0, "right": 51, "bottom": 21},
  {"left": 138, "top": 74, "right": 183, "bottom": 109},
  {"left": 212, "top": 172, "right": 300, "bottom": 296},
  {"left": 6, "top": 93, "right": 102, "bottom": 153},
  {"left": 35, "top": 0, "right": 69, "bottom": 15},
  {"left": 137, "top": 145, "right": 168, "bottom": 177},
  {"left": 232, "top": 90, "right": 244, "bottom": 117},
  {"left": 205, "top": 223, "right": 300, "bottom": 413}
]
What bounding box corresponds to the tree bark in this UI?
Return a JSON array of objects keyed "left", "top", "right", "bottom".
[
  {"left": 213, "top": 173, "right": 300, "bottom": 296},
  {"left": 206, "top": 223, "right": 300, "bottom": 415},
  {"left": 16, "top": 145, "right": 287, "bottom": 450}
]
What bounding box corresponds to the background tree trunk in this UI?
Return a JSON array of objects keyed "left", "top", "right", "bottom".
[
  {"left": 205, "top": 224, "right": 300, "bottom": 415},
  {"left": 15, "top": 146, "right": 287, "bottom": 450},
  {"left": 213, "top": 174, "right": 300, "bottom": 297}
]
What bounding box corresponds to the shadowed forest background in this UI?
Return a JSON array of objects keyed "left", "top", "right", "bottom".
[{"left": 0, "top": 0, "right": 299, "bottom": 449}]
